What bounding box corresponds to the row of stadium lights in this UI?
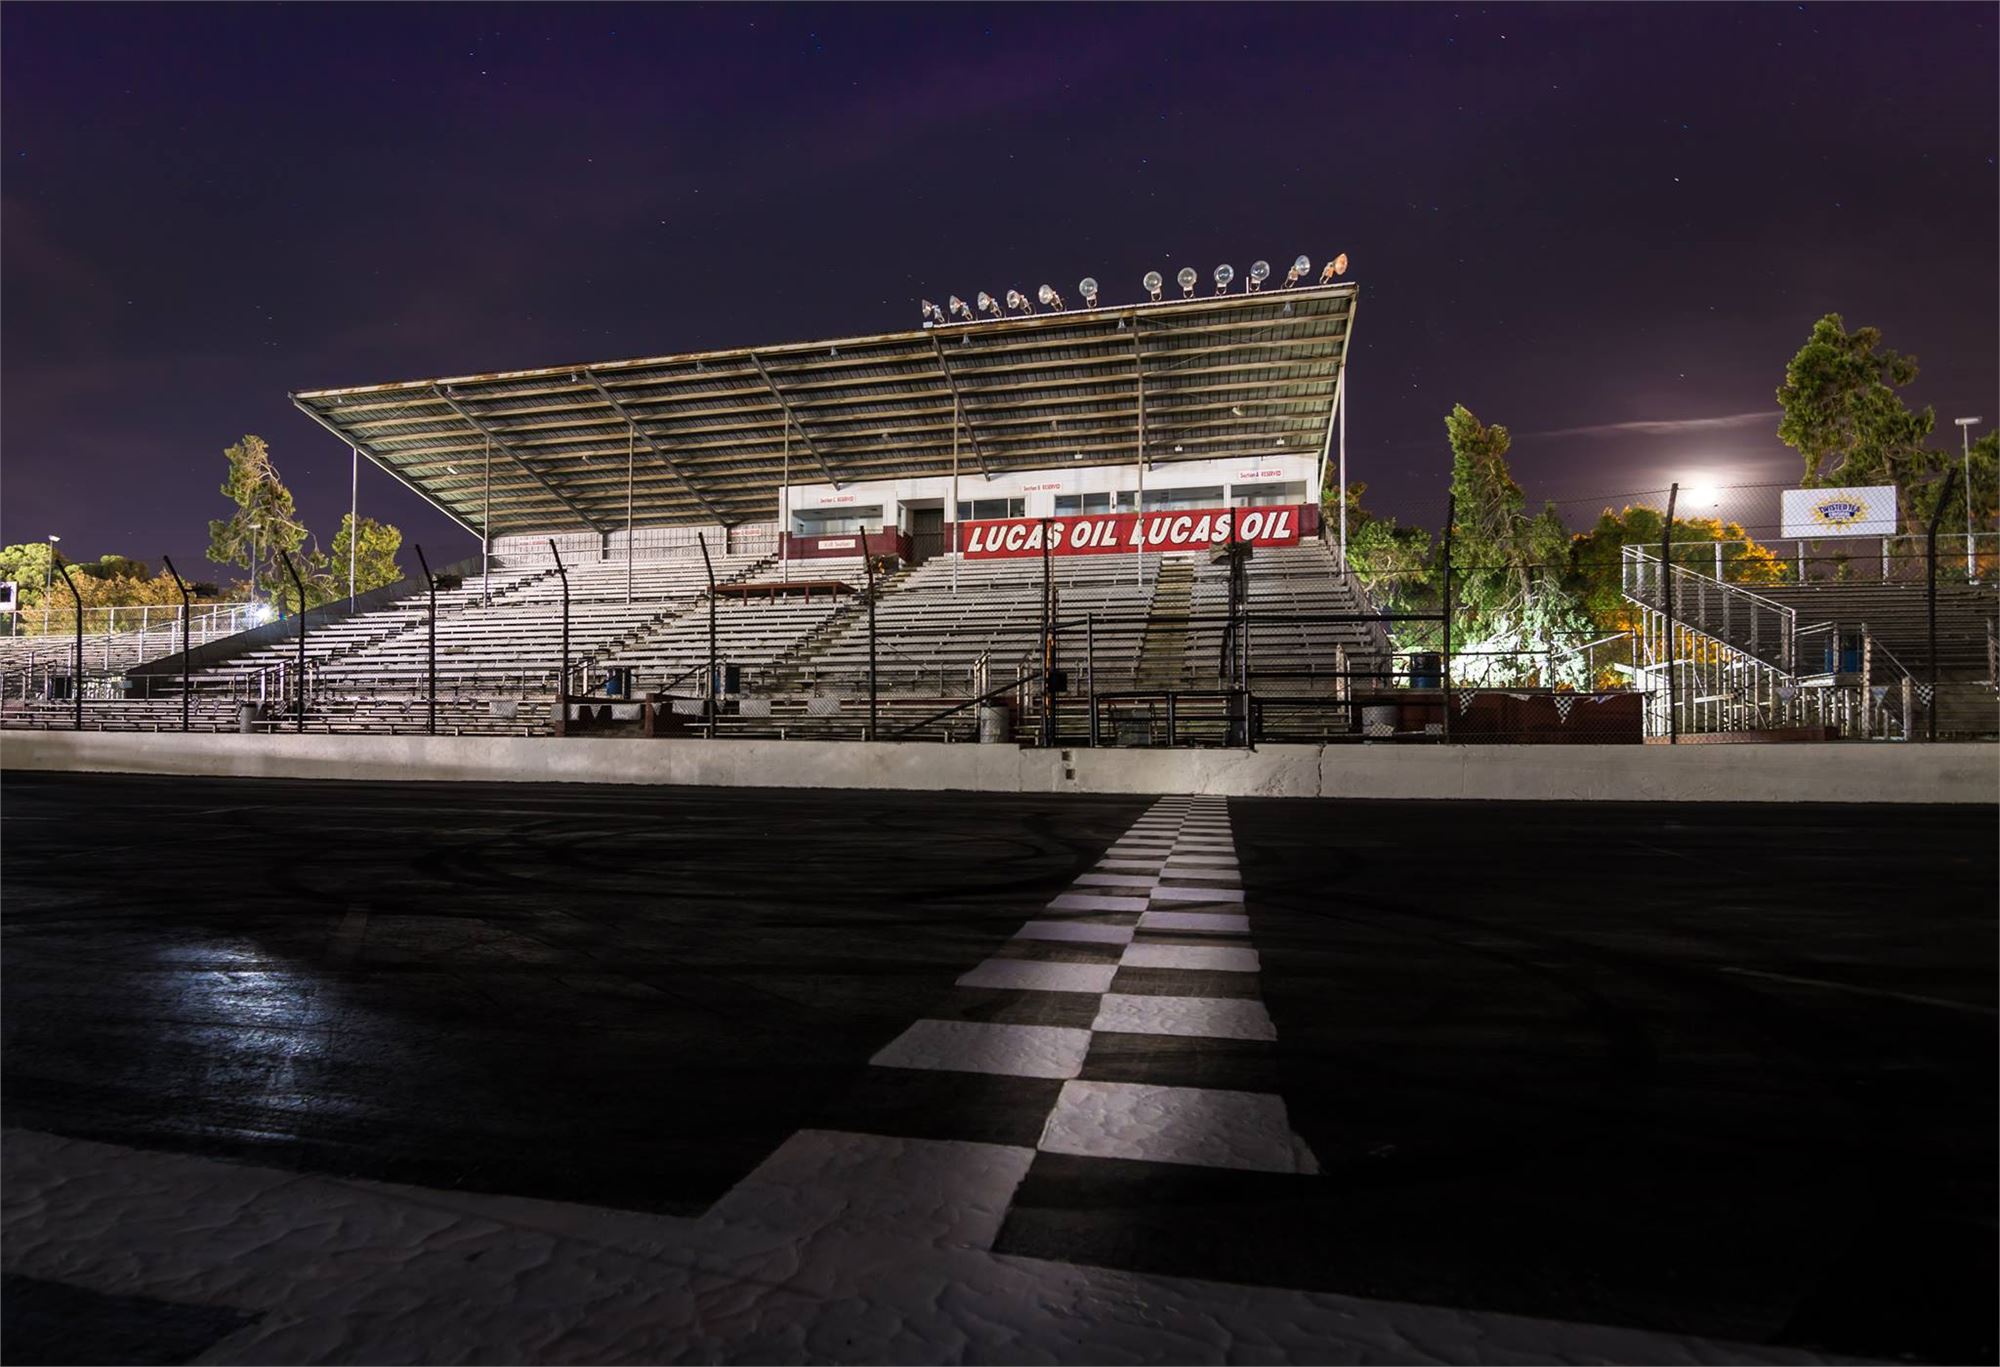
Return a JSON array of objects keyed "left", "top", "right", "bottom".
[{"left": 920, "top": 252, "right": 1350, "bottom": 326}]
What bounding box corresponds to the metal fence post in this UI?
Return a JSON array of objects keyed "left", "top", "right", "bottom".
[
  {"left": 697, "top": 532, "right": 719, "bottom": 734},
  {"left": 1039, "top": 517, "right": 1055, "bottom": 748},
  {"left": 1086, "top": 613, "right": 1099, "bottom": 748},
  {"left": 1439, "top": 492, "right": 1455, "bottom": 742},
  {"left": 1924, "top": 468, "right": 1965, "bottom": 741},
  {"left": 54, "top": 558, "right": 83, "bottom": 731},
  {"left": 1662, "top": 484, "right": 1679, "bottom": 743},
  {"left": 414, "top": 544, "right": 437, "bottom": 735},
  {"left": 548, "top": 539, "right": 570, "bottom": 709},
  {"left": 278, "top": 550, "right": 307, "bottom": 733},
  {"left": 162, "top": 555, "right": 192, "bottom": 732},
  {"left": 860, "top": 542, "right": 878, "bottom": 741}
]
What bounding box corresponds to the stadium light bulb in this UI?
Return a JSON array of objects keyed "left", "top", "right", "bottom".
[
  {"left": 1213, "top": 263, "right": 1234, "bottom": 294},
  {"left": 948, "top": 295, "right": 971, "bottom": 322},
  {"left": 977, "top": 291, "right": 1002, "bottom": 318},
  {"left": 1142, "top": 270, "right": 1164, "bottom": 301},
  {"left": 1006, "top": 288, "right": 1032, "bottom": 314},
  {"left": 1079, "top": 277, "right": 1099, "bottom": 306},
  {"left": 1176, "top": 266, "right": 1198, "bottom": 297},
  {"left": 1038, "top": 284, "right": 1065, "bottom": 310},
  {"left": 921, "top": 299, "right": 939, "bottom": 326},
  {"left": 1285, "top": 254, "right": 1311, "bottom": 286},
  {"left": 1248, "top": 260, "right": 1271, "bottom": 291}
]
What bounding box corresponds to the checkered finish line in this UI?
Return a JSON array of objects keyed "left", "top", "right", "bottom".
[
  {"left": 780, "top": 799, "right": 1312, "bottom": 1199},
  {"left": 864, "top": 796, "right": 1316, "bottom": 1178}
]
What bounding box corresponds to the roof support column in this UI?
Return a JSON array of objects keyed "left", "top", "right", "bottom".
[
  {"left": 1338, "top": 361, "right": 1348, "bottom": 568},
  {"left": 626, "top": 424, "right": 636, "bottom": 605},
  {"left": 951, "top": 393, "right": 960, "bottom": 596},
  {"left": 483, "top": 436, "right": 492, "bottom": 603},
  {"left": 1133, "top": 315, "right": 1146, "bottom": 591},
  {"left": 781, "top": 426, "right": 791, "bottom": 583}
]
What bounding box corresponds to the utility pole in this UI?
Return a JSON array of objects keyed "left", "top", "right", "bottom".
[{"left": 1956, "top": 417, "right": 1982, "bottom": 579}]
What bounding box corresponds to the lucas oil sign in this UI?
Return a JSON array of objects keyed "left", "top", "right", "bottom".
[{"left": 958, "top": 505, "right": 1303, "bottom": 559}]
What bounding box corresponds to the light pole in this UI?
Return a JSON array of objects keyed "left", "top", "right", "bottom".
[
  {"left": 248, "top": 521, "right": 261, "bottom": 613},
  {"left": 41, "top": 533, "right": 59, "bottom": 633},
  {"left": 1955, "top": 417, "right": 1982, "bottom": 579}
]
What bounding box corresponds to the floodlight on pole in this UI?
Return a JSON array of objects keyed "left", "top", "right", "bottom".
[
  {"left": 1037, "top": 284, "right": 1065, "bottom": 311},
  {"left": 1319, "top": 253, "right": 1350, "bottom": 285},
  {"left": 1285, "top": 254, "right": 1311, "bottom": 286},
  {"left": 1957, "top": 416, "right": 1983, "bottom": 578},
  {"left": 1248, "top": 260, "right": 1271, "bottom": 292},
  {"left": 1142, "top": 270, "right": 1164, "bottom": 302},
  {"left": 1176, "top": 267, "right": 1197, "bottom": 298},
  {"left": 1006, "top": 288, "right": 1032, "bottom": 314},
  {"left": 1213, "top": 263, "right": 1234, "bottom": 295},
  {"left": 920, "top": 299, "right": 939, "bottom": 327},
  {"left": 977, "top": 291, "right": 1002, "bottom": 318},
  {"left": 948, "top": 295, "right": 971, "bottom": 322},
  {"left": 1078, "top": 277, "right": 1099, "bottom": 307}
]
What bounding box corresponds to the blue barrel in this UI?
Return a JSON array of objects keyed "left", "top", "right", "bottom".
[
  {"left": 1410, "top": 652, "right": 1443, "bottom": 688},
  {"left": 1825, "top": 629, "right": 1863, "bottom": 674}
]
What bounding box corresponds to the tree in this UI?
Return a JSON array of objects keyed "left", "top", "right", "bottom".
[
  {"left": 1776, "top": 314, "right": 1939, "bottom": 523},
  {"left": 0, "top": 542, "right": 55, "bottom": 612},
  {"left": 330, "top": 513, "right": 404, "bottom": 597},
  {"left": 1331, "top": 483, "right": 1437, "bottom": 614},
  {"left": 206, "top": 435, "right": 309, "bottom": 601},
  {"left": 1441, "top": 405, "right": 1596, "bottom": 687}
]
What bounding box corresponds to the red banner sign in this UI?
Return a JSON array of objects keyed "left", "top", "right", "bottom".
[{"left": 958, "top": 505, "right": 1303, "bottom": 559}]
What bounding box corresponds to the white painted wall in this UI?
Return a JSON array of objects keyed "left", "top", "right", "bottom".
[
  {"left": 8, "top": 732, "right": 1993, "bottom": 805},
  {"left": 783, "top": 452, "right": 1319, "bottom": 534}
]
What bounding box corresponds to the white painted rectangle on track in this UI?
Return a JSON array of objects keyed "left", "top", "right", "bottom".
[
  {"left": 1121, "top": 943, "right": 1261, "bottom": 973},
  {"left": 1091, "top": 993, "right": 1276, "bottom": 1042},
  {"left": 1039, "top": 1080, "right": 1316, "bottom": 1174},
  {"left": 871, "top": 1020, "right": 1094, "bottom": 1080}
]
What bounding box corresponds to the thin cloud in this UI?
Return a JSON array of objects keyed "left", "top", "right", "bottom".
[{"left": 1520, "top": 410, "right": 1782, "bottom": 440}]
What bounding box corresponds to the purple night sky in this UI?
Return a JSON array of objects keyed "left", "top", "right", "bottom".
[{"left": 4, "top": 3, "right": 1994, "bottom": 572}]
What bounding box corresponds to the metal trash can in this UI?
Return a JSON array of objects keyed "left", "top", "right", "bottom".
[
  {"left": 604, "top": 666, "right": 632, "bottom": 698},
  {"left": 238, "top": 702, "right": 259, "bottom": 734},
  {"left": 978, "top": 704, "right": 1013, "bottom": 744},
  {"left": 1409, "top": 652, "right": 1443, "bottom": 688}
]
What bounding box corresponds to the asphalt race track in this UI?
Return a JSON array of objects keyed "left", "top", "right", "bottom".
[{"left": 3, "top": 771, "right": 1994, "bottom": 1363}]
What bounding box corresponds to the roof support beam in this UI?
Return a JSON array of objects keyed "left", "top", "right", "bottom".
[
  {"left": 290, "top": 396, "right": 485, "bottom": 539},
  {"left": 432, "top": 386, "right": 609, "bottom": 534},
  {"left": 930, "top": 336, "right": 994, "bottom": 480},
  {"left": 747, "top": 353, "right": 841, "bottom": 488},
  {"left": 579, "top": 370, "right": 733, "bottom": 523}
]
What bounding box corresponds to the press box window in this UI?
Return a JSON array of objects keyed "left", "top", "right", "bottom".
[
  {"left": 1141, "top": 485, "right": 1225, "bottom": 511},
  {"left": 1231, "top": 480, "right": 1307, "bottom": 508},
  {"left": 792, "top": 506, "right": 883, "bottom": 536},
  {"left": 956, "top": 498, "right": 1025, "bottom": 520}
]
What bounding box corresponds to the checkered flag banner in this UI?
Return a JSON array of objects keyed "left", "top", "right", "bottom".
[
  {"left": 807, "top": 695, "right": 844, "bottom": 716},
  {"left": 1917, "top": 684, "right": 1935, "bottom": 706},
  {"left": 1553, "top": 694, "right": 1575, "bottom": 723},
  {"left": 1457, "top": 691, "right": 1476, "bottom": 715}
]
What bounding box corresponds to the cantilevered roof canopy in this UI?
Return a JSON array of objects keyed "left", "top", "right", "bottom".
[{"left": 291, "top": 283, "right": 1357, "bottom": 536}]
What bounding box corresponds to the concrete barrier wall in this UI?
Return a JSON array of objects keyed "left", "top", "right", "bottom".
[{"left": 5, "top": 731, "right": 1994, "bottom": 803}]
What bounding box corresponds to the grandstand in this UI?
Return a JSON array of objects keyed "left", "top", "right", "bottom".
[
  {"left": 2, "top": 283, "right": 1398, "bottom": 741},
  {"left": 6, "top": 271, "right": 1983, "bottom": 745}
]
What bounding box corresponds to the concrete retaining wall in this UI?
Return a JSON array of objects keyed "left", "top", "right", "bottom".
[{"left": 5, "top": 731, "right": 1994, "bottom": 803}]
